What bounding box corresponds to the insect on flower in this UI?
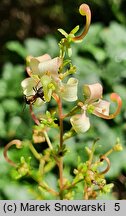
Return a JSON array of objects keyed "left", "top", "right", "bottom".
[{"left": 24, "top": 86, "right": 45, "bottom": 105}]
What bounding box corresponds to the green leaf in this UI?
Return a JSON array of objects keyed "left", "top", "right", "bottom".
[
  {"left": 6, "top": 41, "right": 28, "bottom": 58},
  {"left": 58, "top": 28, "right": 68, "bottom": 37},
  {"left": 0, "top": 80, "right": 7, "bottom": 98},
  {"left": 2, "top": 63, "right": 24, "bottom": 97},
  {"left": 2, "top": 62, "right": 24, "bottom": 81},
  {"left": 101, "top": 61, "right": 126, "bottom": 85},
  {"left": 113, "top": 85, "right": 126, "bottom": 109},
  {"left": 0, "top": 105, "right": 5, "bottom": 120},
  {"left": 45, "top": 36, "right": 59, "bottom": 56},
  {"left": 0, "top": 121, "right": 6, "bottom": 138},
  {"left": 82, "top": 44, "right": 106, "bottom": 62},
  {"left": 70, "top": 25, "right": 79, "bottom": 34},
  {"left": 2, "top": 99, "right": 20, "bottom": 113},
  {"left": 100, "top": 22, "right": 126, "bottom": 61},
  {"left": 24, "top": 38, "right": 47, "bottom": 56}
]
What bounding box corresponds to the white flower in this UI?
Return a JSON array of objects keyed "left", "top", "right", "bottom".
[
  {"left": 70, "top": 83, "right": 122, "bottom": 133},
  {"left": 29, "top": 54, "right": 62, "bottom": 81},
  {"left": 70, "top": 111, "right": 90, "bottom": 133},
  {"left": 59, "top": 77, "right": 78, "bottom": 102},
  {"left": 21, "top": 54, "right": 63, "bottom": 106},
  {"left": 21, "top": 77, "right": 44, "bottom": 106}
]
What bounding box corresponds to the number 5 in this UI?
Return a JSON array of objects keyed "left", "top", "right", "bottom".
[{"left": 114, "top": 203, "right": 120, "bottom": 211}]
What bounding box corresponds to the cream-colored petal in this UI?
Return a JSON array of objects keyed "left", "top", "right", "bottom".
[
  {"left": 21, "top": 77, "right": 37, "bottom": 96},
  {"left": 70, "top": 112, "right": 90, "bottom": 133},
  {"left": 29, "top": 58, "right": 40, "bottom": 75},
  {"left": 29, "top": 54, "right": 51, "bottom": 75},
  {"left": 60, "top": 78, "right": 78, "bottom": 102},
  {"left": 34, "top": 98, "right": 45, "bottom": 107},
  {"left": 83, "top": 83, "right": 103, "bottom": 103},
  {"left": 93, "top": 99, "right": 110, "bottom": 117},
  {"left": 36, "top": 54, "right": 51, "bottom": 62},
  {"left": 38, "top": 57, "right": 62, "bottom": 79}
]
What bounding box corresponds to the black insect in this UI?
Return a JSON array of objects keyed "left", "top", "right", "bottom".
[{"left": 24, "top": 86, "right": 45, "bottom": 105}]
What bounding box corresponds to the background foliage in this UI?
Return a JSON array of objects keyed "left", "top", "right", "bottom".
[{"left": 0, "top": 0, "right": 126, "bottom": 199}]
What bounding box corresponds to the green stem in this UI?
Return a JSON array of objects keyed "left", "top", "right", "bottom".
[
  {"left": 88, "top": 138, "right": 99, "bottom": 167},
  {"left": 104, "top": 149, "right": 113, "bottom": 157},
  {"left": 59, "top": 66, "right": 76, "bottom": 80},
  {"left": 83, "top": 183, "right": 89, "bottom": 200},
  {"left": 43, "top": 131, "right": 53, "bottom": 150},
  {"left": 63, "top": 178, "right": 84, "bottom": 190},
  {"left": 38, "top": 159, "right": 45, "bottom": 177},
  {"left": 63, "top": 128, "right": 76, "bottom": 141},
  {"left": 29, "top": 142, "right": 41, "bottom": 161},
  {"left": 30, "top": 173, "right": 58, "bottom": 197},
  {"left": 63, "top": 103, "right": 82, "bottom": 119}
]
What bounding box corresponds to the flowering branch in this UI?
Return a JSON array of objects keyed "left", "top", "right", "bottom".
[{"left": 3, "top": 2, "right": 123, "bottom": 200}]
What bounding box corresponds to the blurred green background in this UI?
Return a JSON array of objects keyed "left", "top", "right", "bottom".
[{"left": 0, "top": 0, "right": 126, "bottom": 199}]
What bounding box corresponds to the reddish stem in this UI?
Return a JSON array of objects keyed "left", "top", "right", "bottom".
[{"left": 29, "top": 103, "right": 40, "bottom": 125}]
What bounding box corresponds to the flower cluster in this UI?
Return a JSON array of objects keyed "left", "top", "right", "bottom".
[
  {"left": 21, "top": 54, "right": 78, "bottom": 106},
  {"left": 21, "top": 2, "right": 122, "bottom": 134}
]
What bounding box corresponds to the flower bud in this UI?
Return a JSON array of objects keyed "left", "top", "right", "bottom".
[{"left": 113, "top": 143, "right": 123, "bottom": 152}]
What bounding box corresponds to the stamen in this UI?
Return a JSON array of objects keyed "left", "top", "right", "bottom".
[
  {"left": 72, "top": 4, "right": 91, "bottom": 41},
  {"left": 3, "top": 140, "right": 22, "bottom": 167},
  {"left": 99, "top": 155, "right": 111, "bottom": 174},
  {"left": 93, "top": 93, "right": 122, "bottom": 119}
]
